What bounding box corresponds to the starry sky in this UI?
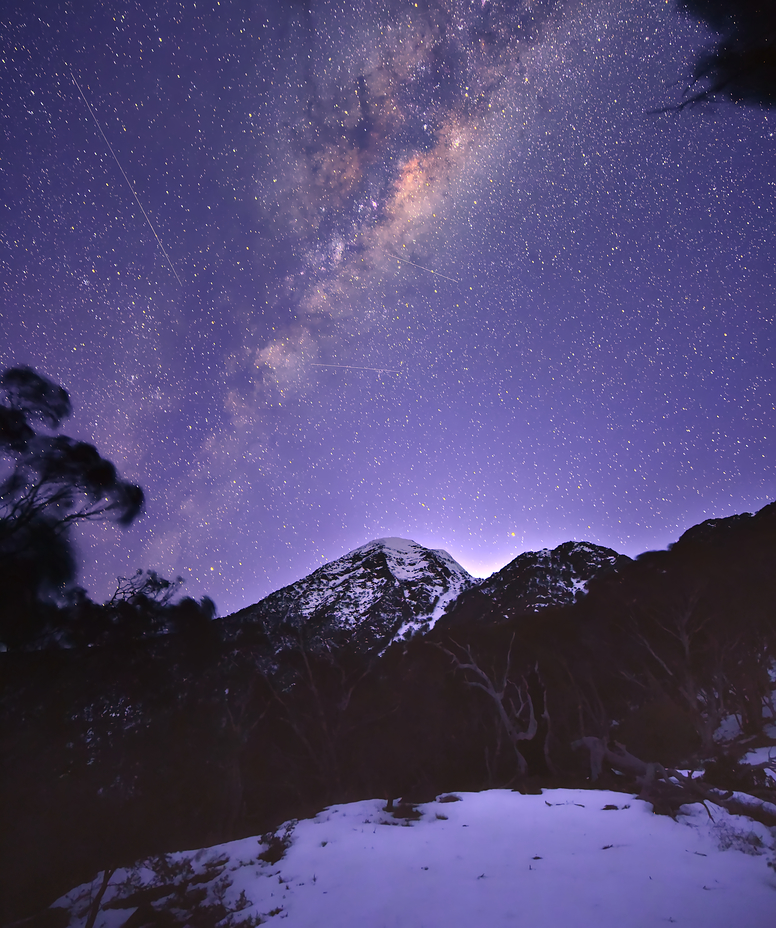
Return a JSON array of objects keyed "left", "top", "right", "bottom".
[{"left": 2, "top": 0, "right": 774, "bottom": 616}]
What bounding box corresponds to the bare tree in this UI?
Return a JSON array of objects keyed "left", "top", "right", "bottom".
[
  {"left": 606, "top": 558, "right": 731, "bottom": 754},
  {"left": 573, "top": 735, "right": 776, "bottom": 826},
  {"left": 84, "top": 868, "right": 117, "bottom": 928},
  {"left": 264, "top": 634, "right": 378, "bottom": 797},
  {"left": 433, "top": 634, "right": 537, "bottom": 777}
]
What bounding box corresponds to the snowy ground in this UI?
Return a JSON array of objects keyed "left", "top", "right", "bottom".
[{"left": 54, "top": 789, "right": 775, "bottom": 928}]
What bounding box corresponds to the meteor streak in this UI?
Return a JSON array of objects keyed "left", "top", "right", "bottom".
[
  {"left": 382, "top": 250, "right": 460, "bottom": 283},
  {"left": 71, "top": 72, "right": 182, "bottom": 286},
  {"left": 311, "top": 363, "right": 402, "bottom": 374}
]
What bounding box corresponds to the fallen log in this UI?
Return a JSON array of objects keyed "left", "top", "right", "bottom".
[{"left": 572, "top": 736, "right": 776, "bottom": 827}]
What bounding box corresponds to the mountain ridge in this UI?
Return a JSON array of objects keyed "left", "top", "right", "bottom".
[
  {"left": 223, "top": 536, "right": 626, "bottom": 653},
  {"left": 225, "top": 537, "right": 476, "bottom": 654}
]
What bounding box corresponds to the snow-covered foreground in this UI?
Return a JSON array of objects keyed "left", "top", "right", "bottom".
[{"left": 56, "top": 789, "right": 776, "bottom": 928}]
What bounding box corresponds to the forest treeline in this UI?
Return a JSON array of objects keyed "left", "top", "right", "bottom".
[
  {"left": 2, "top": 368, "right": 775, "bottom": 923},
  {"left": 2, "top": 505, "right": 776, "bottom": 919}
]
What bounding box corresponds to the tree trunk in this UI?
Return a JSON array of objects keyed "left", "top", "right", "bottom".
[{"left": 84, "top": 868, "right": 115, "bottom": 928}]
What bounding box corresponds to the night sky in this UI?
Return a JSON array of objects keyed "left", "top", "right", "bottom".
[{"left": 2, "top": 0, "right": 774, "bottom": 616}]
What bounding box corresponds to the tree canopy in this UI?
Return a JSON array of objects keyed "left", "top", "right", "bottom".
[
  {"left": 0, "top": 367, "right": 144, "bottom": 647},
  {"left": 676, "top": 0, "right": 776, "bottom": 108}
]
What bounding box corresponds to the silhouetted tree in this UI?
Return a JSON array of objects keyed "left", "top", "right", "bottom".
[
  {"left": 668, "top": 0, "right": 776, "bottom": 108},
  {"left": 60, "top": 569, "right": 217, "bottom": 648},
  {"left": 0, "top": 366, "right": 144, "bottom": 647}
]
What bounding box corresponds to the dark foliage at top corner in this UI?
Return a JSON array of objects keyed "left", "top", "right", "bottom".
[
  {"left": 0, "top": 366, "right": 71, "bottom": 439},
  {"left": 673, "top": 0, "right": 776, "bottom": 108}
]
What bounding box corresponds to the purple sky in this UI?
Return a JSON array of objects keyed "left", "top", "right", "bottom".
[{"left": 2, "top": 0, "right": 774, "bottom": 616}]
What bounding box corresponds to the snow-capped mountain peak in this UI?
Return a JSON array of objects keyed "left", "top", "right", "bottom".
[{"left": 227, "top": 538, "right": 475, "bottom": 653}]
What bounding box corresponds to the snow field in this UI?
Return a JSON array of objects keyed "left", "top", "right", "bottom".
[{"left": 56, "top": 789, "right": 776, "bottom": 928}]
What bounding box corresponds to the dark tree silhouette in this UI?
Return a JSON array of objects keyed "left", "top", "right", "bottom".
[
  {"left": 107, "top": 568, "right": 184, "bottom": 607},
  {"left": 669, "top": 0, "right": 776, "bottom": 108},
  {"left": 0, "top": 367, "right": 144, "bottom": 647}
]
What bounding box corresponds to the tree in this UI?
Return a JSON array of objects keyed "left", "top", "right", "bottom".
[
  {"left": 0, "top": 366, "right": 144, "bottom": 647},
  {"left": 61, "top": 569, "right": 217, "bottom": 648},
  {"left": 669, "top": 0, "right": 776, "bottom": 109},
  {"left": 433, "top": 634, "right": 539, "bottom": 780}
]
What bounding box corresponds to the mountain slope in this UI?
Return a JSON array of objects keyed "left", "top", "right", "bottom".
[
  {"left": 437, "top": 540, "right": 625, "bottom": 629},
  {"left": 479, "top": 540, "right": 624, "bottom": 610},
  {"left": 226, "top": 537, "right": 475, "bottom": 654}
]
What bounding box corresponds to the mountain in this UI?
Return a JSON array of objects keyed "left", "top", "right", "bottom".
[
  {"left": 5, "top": 507, "right": 776, "bottom": 925},
  {"left": 672, "top": 499, "right": 776, "bottom": 549},
  {"left": 479, "top": 540, "right": 624, "bottom": 611},
  {"left": 223, "top": 538, "right": 626, "bottom": 654},
  {"left": 48, "top": 790, "right": 776, "bottom": 928},
  {"left": 225, "top": 537, "right": 476, "bottom": 654}
]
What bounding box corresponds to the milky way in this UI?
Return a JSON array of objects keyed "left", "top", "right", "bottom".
[{"left": 2, "top": 0, "right": 774, "bottom": 614}]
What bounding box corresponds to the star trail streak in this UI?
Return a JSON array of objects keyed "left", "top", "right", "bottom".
[
  {"left": 382, "top": 251, "right": 461, "bottom": 284},
  {"left": 71, "top": 71, "right": 182, "bottom": 286}
]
